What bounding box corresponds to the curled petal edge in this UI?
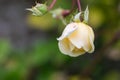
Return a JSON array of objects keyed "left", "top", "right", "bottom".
[{"left": 57, "top": 23, "right": 78, "bottom": 41}]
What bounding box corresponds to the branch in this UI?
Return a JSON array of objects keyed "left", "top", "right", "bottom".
[
  {"left": 77, "top": 0, "right": 81, "bottom": 11},
  {"left": 48, "top": 0, "right": 56, "bottom": 10}
]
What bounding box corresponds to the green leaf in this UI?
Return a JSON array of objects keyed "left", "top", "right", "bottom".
[
  {"left": 65, "top": 9, "right": 78, "bottom": 24},
  {"left": 84, "top": 6, "right": 89, "bottom": 23},
  {"left": 73, "top": 12, "right": 83, "bottom": 22}
]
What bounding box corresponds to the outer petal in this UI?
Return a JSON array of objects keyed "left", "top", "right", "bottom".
[
  {"left": 58, "top": 38, "right": 70, "bottom": 55},
  {"left": 69, "top": 41, "right": 75, "bottom": 51},
  {"left": 82, "top": 24, "right": 94, "bottom": 52},
  {"left": 58, "top": 38, "right": 85, "bottom": 57},
  {"left": 68, "top": 23, "right": 91, "bottom": 52},
  {"left": 88, "top": 27, "right": 95, "bottom": 53},
  {"left": 71, "top": 47, "right": 86, "bottom": 56},
  {"left": 88, "top": 26, "right": 94, "bottom": 41},
  {"left": 57, "top": 22, "right": 78, "bottom": 41},
  {"left": 88, "top": 36, "right": 94, "bottom": 53}
]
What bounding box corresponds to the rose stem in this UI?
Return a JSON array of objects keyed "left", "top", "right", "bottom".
[
  {"left": 48, "top": 0, "right": 56, "bottom": 10},
  {"left": 77, "top": 0, "right": 81, "bottom": 12}
]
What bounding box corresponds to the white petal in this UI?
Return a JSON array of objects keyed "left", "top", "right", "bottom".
[
  {"left": 57, "top": 23, "right": 78, "bottom": 41},
  {"left": 68, "top": 53, "right": 83, "bottom": 57},
  {"left": 88, "top": 26, "right": 94, "bottom": 41},
  {"left": 87, "top": 26, "right": 94, "bottom": 53},
  {"left": 69, "top": 42, "right": 75, "bottom": 51},
  {"left": 68, "top": 31, "right": 83, "bottom": 49},
  {"left": 88, "top": 33, "right": 95, "bottom": 53},
  {"left": 82, "top": 23, "right": 94, "bottom": 52},
  {"left": 88, "top": 38, "right": 94, "bottom": 53},
  {"left": 58, "top": 38, "right": 84, "bottom": 57},
  {"left": 68, "top": 23, "right": 90, "bottom": 51},
  {"left": 69, "top": 48, "right": 86, "bottom": 57},
  {"left": 58, "top": 38, "right": 71, "bottom": 55}
]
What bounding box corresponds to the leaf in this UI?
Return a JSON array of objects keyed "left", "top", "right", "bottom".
[
  {"left": 84, "top": 6, "right": 89, "bottom": 23},
  {"left": 65, "top": 9, "right": 78, "bottom": 24},
  {"left": 73, "top": 12, "right": 83, "bottom": 22}
]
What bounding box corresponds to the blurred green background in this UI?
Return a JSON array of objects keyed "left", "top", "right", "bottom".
[{"left": 0, "top": 0, "right": 120, "bottom": 80}]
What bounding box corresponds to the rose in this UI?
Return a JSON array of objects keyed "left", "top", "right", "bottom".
[{"left": 57, "top": 22, "right": 94, "bottom": 57}]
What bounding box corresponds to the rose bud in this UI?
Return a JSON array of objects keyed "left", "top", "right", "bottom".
[
  {"left": 26, "top": 3, "right": 48, "bottom": 16},
  {"left": 57, "top": 22, "right": 94, "bottom": 57}
]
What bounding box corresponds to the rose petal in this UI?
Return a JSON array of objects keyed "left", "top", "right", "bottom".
[
  {"left": 81, "top": 25, "right": 94, "bottom": 52},
  {"left": 58, "top": 38, "right": 84, "bottom": 57},
  {"left": 69, "top": 41, "right": 75, "bottom": 51},
  {"left": 68, "top": 23, "right": 90, "bottom": 51},
  {"left": 58, "top": 38, "right": 71, "bottom": 55},
  {"left": 57, "top": 23, "right": 78, "bottom": 41},
  {"left": 88, "top": 34, "right": 95, "bottom": 53},
  {"left": 71, "top": 47, "right": 86, "bottom": 56},
  {"left": 88, "top": 27, "right": 94, "bottom": 41},
  {"left": 87, "top": 26, "right": 94, "bottom": 53}
]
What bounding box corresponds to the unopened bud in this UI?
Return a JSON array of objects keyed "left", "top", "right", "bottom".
[{"left": 27, "top": 3, "right": 48, "bottom": 16}]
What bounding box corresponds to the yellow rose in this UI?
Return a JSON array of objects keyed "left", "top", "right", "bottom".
[{"left": 57, "top": 22, "right": 95, "bottom": 57}]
